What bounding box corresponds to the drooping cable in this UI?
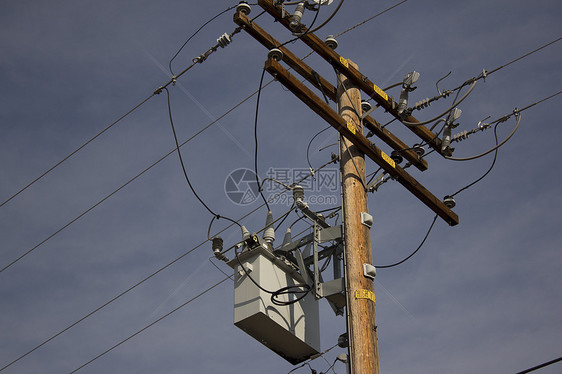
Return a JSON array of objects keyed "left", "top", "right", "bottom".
[
  {"left": 164, "top": 87, "right": 243, "bottom": 231},
  {"left": 163, "top": 87, "right": 218, "bottom": 217},
  {"left": 69, "top": 277, "right": 230, "bottom": 373},
  {"left": 449, "top": 122, "right": 500, "bottom": 198},
  {"left": 375, "top": 214, "right": 438, "bottom": 268},
  {"left": 307, "top": 0, "right": 345, "bottom": 34},
  {"left": 306, "top": 126, "right": 332, "bottom": 171},
  {"left": 446, "top": 111, "right": 521, "bottom": 161},
  {"left": 253, "top": 67, "right": 272, "bottom": 211}
]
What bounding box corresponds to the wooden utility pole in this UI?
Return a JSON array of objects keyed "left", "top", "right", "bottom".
[
  {"left": 338, "top": 60, "right": 380, "bottom": 374},
  {"left": 234, "top": 2, "right": 460, "bottom": 372}
]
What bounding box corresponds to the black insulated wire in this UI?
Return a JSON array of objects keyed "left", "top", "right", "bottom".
[
  {"left": 234, "top": 244, "right": 311, "bottom": 306},
  {"left": 253, "top": 68, "right": 272, "bottom": 211},
  {"left": 163, "top": 88, "right": 217, "bottom": 217},
  {"left": 375, "top": 214, "right": 438, "bottom": 268},
  {"left": 449, "top": 122, "right": 500, "bottom": 198}
]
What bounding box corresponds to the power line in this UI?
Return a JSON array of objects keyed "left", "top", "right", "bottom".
[
  {"left": 0, "top": 79, "right": 275, "bottom": 275},
  {"left": 486, "top": 37, "right": 561, "bottom": 76},
  {"left": 1, "top": 17, "right": 254, "bottom": 212},
  {"left": 0, "top": 157, "right": 336, "bottom": 371},
  {"left": 69, "top": 276, "right": 230, "bottom": 373},
  {"left": 0, "top": 93, "right": 156, "bottom": 210},
  {"left": 515, "top": 355, "right": 562, "bottom": 374},
  {"left": 287, "top": 344, "right": 339, "bottom": 373},
  {"left": 168, "top": 3, "right": 239, "bottom": 75},
  {"left": 335, "top": 0, "right": 409, "bottom": 37}
]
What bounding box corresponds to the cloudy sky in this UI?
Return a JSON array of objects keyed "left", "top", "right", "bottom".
[{"left": 1, "top": 0, "right": 561, "bottom": 373}]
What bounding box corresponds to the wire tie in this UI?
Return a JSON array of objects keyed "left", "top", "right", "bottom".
[
  {"left": 171, "top": 76, "right": 177, "bottom": 86},
  {"left": 153, "top": 87, "right": 163, "bottom": 95}
]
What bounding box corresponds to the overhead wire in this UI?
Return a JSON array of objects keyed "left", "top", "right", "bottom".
[
  {"left": 69, "top": 276, "right": 230, "bottom": 373},
  {"left": 0, "top": 0, "right": 403, "bottom": 215},
  {"left": 286, "top": 343, "right": 339, "bottom": 373},
  {"left": 0, "top": 16, "right": 251, "bottom": 212},
  {"left": 514, "top": 355, "right": 562, "bottom": 374},
  {"left": 0, "top": 93, "right": 156, "bottom": 210},
  {"left": 335, "top": 0, "right": 408, "bottom": 37},
  {"left": 375, "top": 214, "right": 438, "bottom": 268},
  {"left": 163, "top": 87, "right": 242, "bottom": 229},
  {"left": 0, "top": 29, "right": 348, "bottom": 273},
  {"left": 253, "top": 67, "right": 272, "bottom": 211},
  {"left": 449, "top": 120, "right": 500, "bottom": 198},
  {"left": 168, "top": 3, "right": 242, "bottom": 75},
  {"left": 446, "top": 111, "right": 521, "bottom": 161},
  {"left": 0, "top": 79, "right": 275, "bottom": 275},
  {"left": 0, "top": 157, "right": 337, "bottom": 371},
  {"left": 14, "top": 6, "right": 556, "bottom": 367}
]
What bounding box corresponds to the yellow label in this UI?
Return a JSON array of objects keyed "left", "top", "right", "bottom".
[
  {"left": 339, "top": 56, "right": 349, "bottom": 68},
  {"left": 346, "top": 121, "right": 356, "bottom": 135},
  {"left": 373, "top": 84, "right": 388, "bottom": 101},
  {"left": 355, "top": 289, "right": 376, "bottom": 303},
  {"left": 381, "top": 151, "right": 396, "bottom": 168}
]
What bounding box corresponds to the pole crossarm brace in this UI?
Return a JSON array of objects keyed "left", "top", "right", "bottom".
[
  {"left": 257, "top": 0, "right": 446, "bottom": 156},
  {"left": 265, "top": 58, "right": 458, "bottom": 226},
  {"left": 234, "top": 11, "right": 428, "bottom": 171}
]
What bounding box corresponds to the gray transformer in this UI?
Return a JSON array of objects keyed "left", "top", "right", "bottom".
[{"left": 227, "top": 245, "right": 320, "bottom": 364}]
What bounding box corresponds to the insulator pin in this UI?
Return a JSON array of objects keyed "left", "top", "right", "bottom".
[
  {"left": 414, "top": 98, "right": 431, "bottom": 111},
  {"left": 452, "top": 130, "right": 470, "bottom": 143},
  {"left": 217, "top": 33, "right": 232, "bottom": 48}
]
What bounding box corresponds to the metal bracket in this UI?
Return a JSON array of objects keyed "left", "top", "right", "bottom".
[{"left": 360, "top": 212, "right": 373, "bottom": 228}]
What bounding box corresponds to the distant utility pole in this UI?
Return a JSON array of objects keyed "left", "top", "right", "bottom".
[{"left": 338, "top": 60, "right": 380, "bottom": 374}]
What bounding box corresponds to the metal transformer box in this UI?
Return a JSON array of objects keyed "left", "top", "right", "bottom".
[{"left": 227, "top": 245, "right": 320, "bottom": 364}]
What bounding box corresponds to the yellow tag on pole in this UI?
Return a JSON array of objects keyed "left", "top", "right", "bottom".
[
  {"left": 339, "top": 56, "right": 349, "bottom": 68},
  {"left": 346, "top": 121, "right": 356, "bottom": 135},
  {"left": 373, "top": 84, "right": 388, "bottom": 101},
  {"left": 355, "top": 289, "right": 376, "bottom": 303},
  {"left": 381, "top": 151, "right": 396, "bottom": 168}
]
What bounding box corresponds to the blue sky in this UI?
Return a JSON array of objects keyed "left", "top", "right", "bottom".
[{"left": 1, "top": 0, "right": 561, "bottom": 373}]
